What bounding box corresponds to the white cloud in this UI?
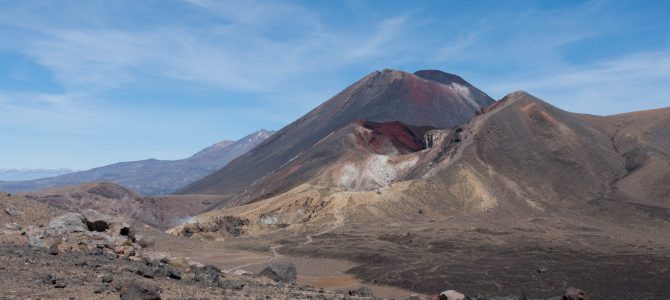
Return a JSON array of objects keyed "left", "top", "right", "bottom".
[
  {"left": 487, "top": 50, "right": 670, "bottom": 114},
  {"left": 431, "top": 31, "right": 480, "bottom": 63},
  {"left": 184, "top": 0, "right": 322, "bottom": 30},
  {"left": 345, "top": 16, "right": 408, "bottom": 60},
  {"left": 1, "top": 1, "right": 416, "bottom": 95},
  {"left": 0, "top": 91, "right": 97, "bottom": 126}
]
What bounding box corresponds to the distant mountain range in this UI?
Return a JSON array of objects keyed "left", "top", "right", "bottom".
[
  {"left": 0, "top": 130, "right": 274, "bottom": 195},
  {"left": 0, "top": 168, "right": 76, "bottom": 181}
]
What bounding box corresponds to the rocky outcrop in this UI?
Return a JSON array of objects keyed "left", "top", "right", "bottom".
[
  {"left": 192, "top": 265, "right": 221, "bottom": 283},
  {"left": 258, "top": 262, "right": 297, "bottom": 283},
  {"left": 28, "top": 210, "right": 146, "bottom": 258},
  {"left": 43, "top": 212, "right": 88, "bottom": 237},
  {"left": 81, "top": 209, "right": 113, "bottom": 232},
  {"left": 170, "top": 215, "right": 249, "bottom": 238}
]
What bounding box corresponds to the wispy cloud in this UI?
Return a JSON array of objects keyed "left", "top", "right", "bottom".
[
  {"left": 488, "top": 50, "right": 670, "bottom": 114},
  {"left": 0, "top": 90, "right": 101, "bottom": 136},
  {"left": 1, "top": 1, "right": 417, "bottom": 95},
  {"left": 345, "top": 16, "right": 408, "bottom": 60}
]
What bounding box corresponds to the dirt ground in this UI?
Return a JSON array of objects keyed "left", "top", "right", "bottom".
[{"left": 140, "top": 225, "right": 422, "bottom": 298}]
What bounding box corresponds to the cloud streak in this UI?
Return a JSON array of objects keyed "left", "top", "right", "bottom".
[
  {"left": 488, "top": 50, "right": 670, "bottom": 114},
  {"left": 3, "top": 1, "right": 417, "bottom": 95}
]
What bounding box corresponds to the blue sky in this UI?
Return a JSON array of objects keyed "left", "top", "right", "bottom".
[{"left": 0, "top": 0, "right": 669, "bottom": 170}]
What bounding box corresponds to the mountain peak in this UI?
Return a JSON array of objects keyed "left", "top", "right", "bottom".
[
  {"left": 179, "top": 68, "right": 495, "bottom": 199},
  {"left": 254, "top": 129, "right": 275, "bottom": 137},
  {"left": 483, "top": 90, "right": 568, "bottom": 116},
  {"left": 413, "top": 70, "right": 470, "bottom": 86}
]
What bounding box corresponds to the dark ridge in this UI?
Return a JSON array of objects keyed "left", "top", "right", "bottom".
[{"left": 414, "top": 70, "right": 470, "bottom": 86}]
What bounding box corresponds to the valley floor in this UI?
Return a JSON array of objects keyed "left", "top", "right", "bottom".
[{"left": 210, "top": 214, "right": 670, "bottom": 299}]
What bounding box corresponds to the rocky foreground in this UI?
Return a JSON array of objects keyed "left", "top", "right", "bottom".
[
  {"left": 2, "top": 193, "right": 592, "bottom": 299},
  {"left": 0, "top": 193, "right": 378, "bottom": 299}
]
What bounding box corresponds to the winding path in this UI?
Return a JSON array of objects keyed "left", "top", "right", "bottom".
[
  {"left": 219, "top": 205, "right": 347, "bottom": 272},
  {"left": 221, "top": 244, "right": 284, "bottom": 273}
]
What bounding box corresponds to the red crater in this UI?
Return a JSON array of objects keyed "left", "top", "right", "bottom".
[{"left": 356, "top": 120, "right": 433, "bottom": 154}]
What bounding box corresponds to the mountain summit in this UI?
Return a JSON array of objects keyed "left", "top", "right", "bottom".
[{"left": 178, "top": 69, "right": 494, "bottom": 202}]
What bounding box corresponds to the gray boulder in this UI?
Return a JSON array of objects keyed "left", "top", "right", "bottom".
[
  {"left": 81, "top": 209, "right": 113, "bottom": 232},
  {"left": 119, "top": 280, "right": 161, "bottom": 300},
  {"left": 39, "top": 273, "right": 55, "bottom": 285},
  {"left": 28, "top": 234, "right": 48, "bottom": 249},
  {"left": 132, "top": 234, "right": 156, "bottom": 248},
  {"left": 137, "top": 264, "right": 156, "bottom": 278},
  {"left": 192, "top": 265, "right": 221, "bottom": 283},
  {"left": 44, "top": 212, "right": 88, "bottom": 237},
  {"left": 439, "top": 290, "right": 465, "bottom": 300},
  {"left": 54, "top": 280, "right": 67, "bottom": 288},
  {"left": 258, "top": 261, "right": 297, "bottom": 283},
  {"left": 162, "top": 264, "right": 181, "bottom": 280},
  {"left": 4, "top": 207, "right": 22, "bottom": 217},
  {"left": 101, "top": 274, "right": 113, "bottom": 283},
  {"left": 4, "top": 223, "right": 21, "bottom": 230},
  {"left": 219, "top": 279, "right": 245, "bottom": 290}
]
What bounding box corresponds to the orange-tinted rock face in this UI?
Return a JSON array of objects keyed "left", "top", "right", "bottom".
[
  {"left": 405, "top": 72, "right": 459, "bottom": 105},
  {"left": 359, "top": 121, "right": 428, "bottom": 154}
]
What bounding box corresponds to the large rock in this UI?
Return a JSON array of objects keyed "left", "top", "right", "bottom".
[
  {"left": 142, "top": 251, "right": 170, "bottom": 263},
  {"left": 39, "top": 273, "right": 55, "bottom": 285},
  {"left": 44, "top": 212, "right": 88, "bottom": 237},
  {"left": 439, "top": 290, "right": 466, "bottom": 300},
  {"left": 192, "top": 265, "right": 221, "bottom": 283},
  {"left": 162, "top": 265, "right": 181, "bottom": 280},
  {"left": 132, "top": 234, "right": 156, "bottom": 248},
  {"left": 70, "top": 231, "right": 124, "bottom": 249},
  {"left": 28, "top": 233, "right": 51, "bottom": 250},
  {"left": 137, "top": 264, "right": 156, "bottom": 278},
  {"left": 4, "top": 223, "right": 21, "bottom": 230},
  {"left": 219, "top": 279, "right": 245, "bottom": 290},
  {"left": 81, "top": 209, "right": 113, "bottom": 232},
  {"left": 119, "top": 280, "right": 161, "bottom": 300},
  {"left": 230, "top": 269, "right": 253, "bottom": 276},
  {"left": 258, "top": 261, "right": 297, "bottom": 283},
  {"left": 4, "top": 207, "right": 22, "bottom": 217}
]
